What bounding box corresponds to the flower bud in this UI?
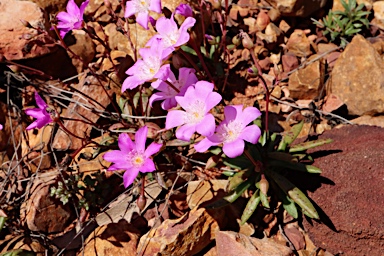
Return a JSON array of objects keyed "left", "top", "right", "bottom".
[
  {"left": 145, "top": 122, "right": 161, "bottom": 139},
  {"left": 241, "top": 32, "right": 254, "bottom": 49},
  {"left": 20, "top": 19, "right": 32, "bottom": 28},
  {"left": 247, "top": 66, "right": 259, "bottom": 77},
  {"left": 137, "top": 194, "right": 147, "bottom": 211},
  {"left": 232, "top": 35, "right": 241, "bottom": 46},
  {"left": 259, "top": 177, "right": 269, "bottom": 195},
  {"left": 205, "top": 34, "right": 216, "bottom": 45}
]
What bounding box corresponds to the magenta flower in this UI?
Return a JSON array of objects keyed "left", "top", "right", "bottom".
[
  {"left": 195, "top": 105, "right": 261, "bottom": 158},
  {"left": 25, "top": 92, "right": 53, "bottom": 130},
  {"left": 122, "top": 39, "right": 172, "bottom": 92},
  {"left": 103, "top": 126, "right": 162, "bottom": 188},
  {"left": 0, "top": 124, "right": 3, "bottom": 130},
  {"left": 166, "top": 81, "right": 222, "bottom": 141},
  {"left": 150, "top": 68, "right": 198, "bottom": 110},
  {"left": 146, "top": 15, "right": 196, "bottom": 50},
  {"left": 175, "top": 3, "right": 193, "bottom": 18},
  {"left": 56, "top": 0, "right": 89, "bottom": 38},
  {"left": 124, "top": 0, "right": 161, "bottom": 30}
]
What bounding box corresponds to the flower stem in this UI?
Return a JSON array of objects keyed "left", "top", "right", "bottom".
[
  {"left": 164, "top": 80, "right": 180, "bottom": 93},
  {"left": 250, "top": 49, "right": 270, "bottom": 134}
]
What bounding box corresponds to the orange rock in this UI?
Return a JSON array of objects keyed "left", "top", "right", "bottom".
[{"left": 138, "top": 207, "right": 226, "bottom": 255}]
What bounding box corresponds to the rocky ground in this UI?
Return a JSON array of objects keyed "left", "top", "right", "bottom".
[{"left": 0, "top": 0, "right": 384, "bottom": 255}]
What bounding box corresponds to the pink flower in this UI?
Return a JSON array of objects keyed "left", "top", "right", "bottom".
[
  {"left": 146, "top": 15, "right": 196, "bottom": 51},
  {"left": 124, "top": 0, "right": 161, "bottom": 30},
  {"left": 0, "top": 124, "right": 3, "bottom": 130},
  {"left": 122, "top": 39, "right": 172, "bottom": 91},
  {"left": 195, "top": 105, "right": 261, "bottom": 158},
  {"left": 175, "top": 3, "right": 193, "bottom": 18},
  {"left": 25, "top": 92, "right": 53, "bottom": 130},
  {"left": 56, "top": 0, "right": 89, "bottom": 38},
  {"left": 166, "top": 81, "right": 222, "bottom": 141},
  {"left": 103, "top": 126, "right": 162, "bottom": 188},
  {"left": 150, "top": 68, "right": 198, "bottom": 110}
]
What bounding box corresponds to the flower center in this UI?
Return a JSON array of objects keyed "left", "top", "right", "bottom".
[
  {"left": 222, "top": 120, "right": 243, "bottom": 142},
  {"left": 185, "top": 100, "right": 205, "bottom": 124},
  {"left": 135, "top": 0, "right": 150, "bottom": 12},
  {"left": 139, "top": 57, "right": 160, "bottom": 80},
  {"left": 126, "top": 150, "right": 145, "bottom": 168},
  {"left": 163, "top": 31, "right": 180, "bottom": 47}
]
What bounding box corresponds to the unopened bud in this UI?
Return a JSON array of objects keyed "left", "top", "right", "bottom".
[
  {"left": 232, "top": 35, "right": 241, "bottom": 46},
  {"left": 137, "top": 194, "right": 147, "bottom": 211},
  {"left": 205, "top": 34, "right": 216, "bottom": 45},
  {"left": 103, "top": 0, "right": 111, "bottom": 8},
  {"left": 241, "top": 32, "right": 254, "bottom": 49},
  {"left": 210, "top": 0, "right": 222, "bottom": 10},
  {"left": 259, "top": 177, "right": 269, "bottom": 195},
  {"left": 145, "top": 122, "right": 161, "bottom": 139},
  {"left": 20, "top": 19, "right": 32, "bottom": 28},
  {"left": 247, "top": 66, "right": 259, "bottom": 77}
]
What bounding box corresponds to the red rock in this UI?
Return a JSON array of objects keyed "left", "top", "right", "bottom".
[
  {"left": 215, "top": 231, "right": 293, "bottom": 256},
  {"left": 0, "top": 0, "right": 52, "bottom": 60},
  {"left": 286, "top": 30, "right": 312, "bottom": 57},
  {"left": 302, "top": 125, "right": 384, "bottom": 255},
  {"left": 20, "top": 173, "right": 75, "bottom": 233}
]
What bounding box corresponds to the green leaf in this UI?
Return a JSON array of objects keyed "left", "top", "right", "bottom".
[
  {"left": 277, "top": 121, "right": 304, "bottom": 151},
  {"left": 206, "top": 178, "right": 253, "bottom": 209},
  {"left": 0, "top": 216, "right": 7, "bottom": 232},
  {"left": 268, "top": 158, "right": 322, "bottom": 174},
  {"left": 355, "top": 3, "right": 365, "bottom": 12},
  {"left": 341, "top": 0, "right": 349, "bottom": 12},
  {"left": 345, "top": 27, "right": 361, "bottom": 35},
  {"left": 0, "top": 250, "right": 35, "bottom": 256},
  {"left": 289, "top": 138, "right": 333, "bottom": 152},
  {"left": 181, "top": 45, "right": 198, "bottom": 56},
  {"left": 240, "top": 189, "right": 260, "bottom": 224},
  {"left": 259, "top": 191, "right": 270, "bottom": 208},
  {"left": 267, "top": 170, "right": 319, "bottom": 219},
  {"left": 227, "top": 169, "right": 253, "bottom": 192},
  {"left": 224, "top": 155, "right": 252, "bottom": 170}
]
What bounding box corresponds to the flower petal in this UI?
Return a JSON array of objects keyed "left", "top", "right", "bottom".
[
  {"left": 56, "top": 12, "right": 74, "bottom": 23},
  {"left": 35, "top": 115, "right": 52, "bottom": 129},
  {"left": 154, "top": 64, "right": 171, "bottom": 81},
  {"left": 149, "top": 0, "right": 161, "bottom": 13},
  {"left": 175, "top": 17, "right": 196, "bottom": 47},
  {"left": 122, "top": 75, "right": 144, "bottom": 91},
  {"left": 136, "top": 11, "right": 149, "bottom": 30},
  {"left": 165, "top": 110, "right": 186, "bottom": 129},
  {"left": 175, "top": 124, "right": 196, "bottom": 141},
  {"left": 66, "top": 0, "right": 80, "bottom": 17},
  {"left": 240, "top": 106, "right": 262, "bottom": 125},
  {"left": 194, "top": 137, "right": 216, "bottom": 152},
  {"left": 118, "top": 133, "right": 135, "bottom": 153},
  {"left": 135, "top": 126, "right": 148, "bottom": 153},
  {"left": 223, "top": 139, "right": 245, "bottom": 158},
  {"left": 34, "top": 92, "right": 48, "bottom": 110},
  {"left": 238, "top": 125, "right": 261, "bottom": 144},
  {"left": 144, "top": 142, "right": 162, "bottom": 158},
  {"left": 25, "top": 108, "right": 45, "bottom": 119},
  {"left": 140, "top": 158, "right": 156, "bottom": 173},
  {"left": 79, "top": 0, "right": 90, "bottom": 16},
  {"left": 195, "top": 114, "right": 216, "bottom": 137},
  {"left": 223, "top": 105, "right": 241, "bottom": 122},
  {"left": 26, "top": 121, "right": 38, "bottom": 130},
  {"left": 123, "top": 168, "right": 139, "bottom": 188},
  {"left": 204, "top": 91, "right": 222, "bottom": 112},
  {"left": 124, "top": 1, "right": 136, "bottom": 18}
]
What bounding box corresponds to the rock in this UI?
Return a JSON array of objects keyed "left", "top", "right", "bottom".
[
  {"left": 80, "top": 219, "right": 140, "bottom": 256},
  {"left": 282, "top": 53, "right": 299, "bottom": 73},
  {"left": 138, "top": 207, "right": 226, "bottom": 255},
  {"left": 265, "top": 0, "right": 327, "bottom": 17},
  {"left": 373, "top": 1, "right": 384, "bottom": 30},
  {"left": 20, "top": 172, "right": 75, "bottom": 233},
  {"left": 322, "top": 94, "right": 345, "bottom": 113},
  {"left": 29, "top": 0, "right": 79, "bottom": 13},
  {"left": 0, "top": 0, "right": 52, "bottom": 60},
  {"left": 215, "top": 231, "right": 293, "bottom": 256},
  {"left": 186, "top": 180, "right": 228, "bottom": 209},
  {"left": 288, "top": 55, "right": 325, "bottom": 100},
  {"left": 302, "top": 125, "right": 384, "bottom": 255},
  {"left": 330, "top": 35, "right": 384, "bottom": 116},
  {"left": 52, "top": 73, "right": 118, "bottom": 150},
  {"left": 286, "top": 30, "right": 312, "bottom": 57},
  {"left": 22, "top": 125, "right": 53, "bottom": 173},
  {"left": 256, "top": 23, "right": 282, "bottom": 44},
  {"left": 67, "top": 30, "right": 96, "bottom": 73},
  {"left": 351, "top": 115, "right": 384, "bottom": 127},
  {"left": 333, "top": 0, "right": 374, "bottom": 12}
]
